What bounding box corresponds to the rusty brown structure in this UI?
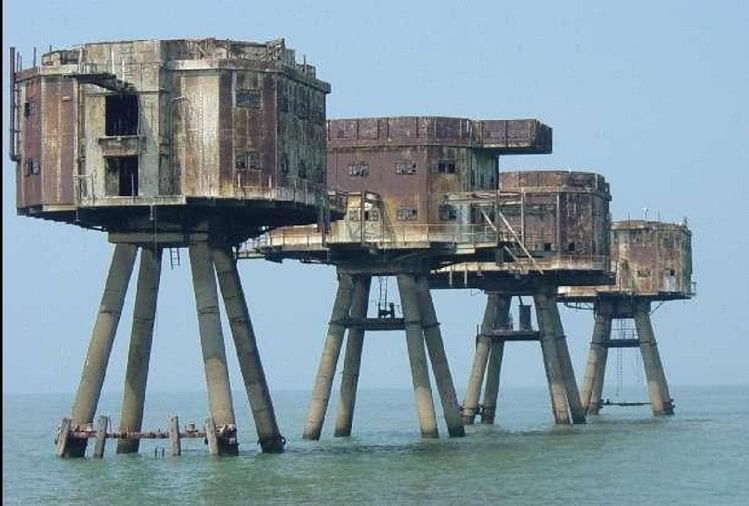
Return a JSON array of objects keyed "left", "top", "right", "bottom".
[
  {"left": 242, "top": 117, "right": 563, "bottom": 439},
  {"left": 9, "top": 38, "right": 332, "bottom": 458},
  {"left": 427, "top": 170, "right": 613, "bottom": 426},
  {"left": 558, "top": 220, "right": 694, "bottom": 416},
  {"left": 10, "top": 38, "right": 331, "bottom": 235}
]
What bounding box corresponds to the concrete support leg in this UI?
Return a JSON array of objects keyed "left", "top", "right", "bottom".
[
  {"left": 534, "top": 293, "right": 572, "bottom": 425},
  {"left": 303, "top": 273, "right": 356, "bottom": 440},
  {"left": 213, "top": 246, "right": 285, "bottom": 453},
  {"left": 415, "top": 276, "right": 465, "bottom": 437},
  {"left": 480, "top": 296, "right": 511, "bottom": 424},
  {"left": 634, "top": 303, "right": 674, "bottom": 415},
  {"left": 580, "top": 311, "right": 612, "bottom": 415},
  {"left": 189, "top": 242, "right": 237, "bottom": 456},
  {"left": 334, "top": 275, "right": 372, "bottom": 437},
  {"left": 546, "top": 296, "right": 586, "bottom": 424},
  {"left": 117, "top": 247, "right": 162, "bottom": 454},
  {"left": 64, "top": 244, "right": 137, "bottom": 458},
  {"left": 397, "top": 274, "right": 439, "bottom": 438},
  {"left": 462, "top": 293, "right": 499, "bottom": 424}
]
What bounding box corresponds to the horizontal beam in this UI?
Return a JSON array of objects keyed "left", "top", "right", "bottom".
[
  {"left": 340, "top": 317, "right": 407, "bottom": 331},
  {"left": 69, "top": 430, "right": 205, "bottom": 440},
  {"left": 479, "top": 330, "right": 541, "bottom": 341},
  {"left": 602, "top": 339, "right": 640, "bottom": 348}
]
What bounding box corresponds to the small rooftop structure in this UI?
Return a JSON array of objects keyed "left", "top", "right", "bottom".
[
  {"left": 9, "top": 38, "right": 332, "bottom": 241},
  {"left": 558, "top": 219, "right": 694, "bottom": 301}
]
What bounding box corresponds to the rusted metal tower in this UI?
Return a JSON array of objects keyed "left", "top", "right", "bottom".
[
  {"left": 430, "top": 171, "right": 613, "bottom": 425},
  {"left": 9, "top": 38, "right": 332, "bottom": 457},
  {"left": 558, "top": 220, "right": 695, "bottom": 416},
  {"left": 243, "top": 116, "right": 553, "bottom": 439}
]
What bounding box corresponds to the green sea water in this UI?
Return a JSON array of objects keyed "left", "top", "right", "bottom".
[{"left": 3, "top": 386, "right": 748, "bottom": 504}]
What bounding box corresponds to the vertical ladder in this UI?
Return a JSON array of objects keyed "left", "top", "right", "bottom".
[{"left": 169, "top": 248, "right": 181, "bottom": 270}]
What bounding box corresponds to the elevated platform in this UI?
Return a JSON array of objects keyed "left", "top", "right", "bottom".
[
  {"left": 340, "top": 317, "right": 406, "bottom": 331},
  {"left": 558, "top": 219, "right": 694, "bottom": 303},
  {"left": 429, "top": 258, "right": 613, "bottom": 293}
]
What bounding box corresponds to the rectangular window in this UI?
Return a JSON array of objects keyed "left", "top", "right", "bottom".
[
  {"left": 438, "top": 204, "right": 457, "bottom": 221},
  {"left": 348, "top": 162, "right": 369, "bottom": 177},
  {"left": 235, "top": 151, "right": 262, "bottom": 170},
  {"left": 105, "top": 156, "right": 139, "bottom": 196},
  {"left": 436, "top": 159, "right": 456, "bottom": 174},
  {"left": 295, "top": 100, "right": 308, "bottom": 119},
  {"left": 24, "top": 101, "right": 34, "bottom": 118},
  {"left": 105, "top": 95, "right": 139, "bottom": 136},
  {"left": 637, "top": 269, "right": 651, "bottom": 278},
  {"left": 236, "top": 89, "right": 261, "bottom": 109},
  {"left": 278, "top": 94, "right": 289, "bottom": 112},
  {"left": 235, "top": 153, "right": 247, "bottom": 170},
  {"left": 396, "top": 207, "right": 418, "bottom": 221},
  {"left": 348, "top": 209, "right": 380, "bottom": 222},
  {"left": 395, "top": 161, "right": 417, "bottom": 175},
  {"left": 24, "top": 158, "right": 39, "bottom": 176}
]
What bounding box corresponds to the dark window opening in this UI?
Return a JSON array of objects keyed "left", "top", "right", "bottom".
[
  {"left": 364, "top": 209, "right": 380, "bottom": 222},
  {"left": 439, "top": 204, "right": 458, "bottom": 221},
  {"left": 299, "top": 160, "right": 307, "bottom": 179},
  {"left": 24, "top": 158, "right": 39, "bottom": 176},
  {"left": 348, "top": 162, "right": 369, "bottom": 177},
  {"left": 235, "top": 153, "right": 247, "bottom": 170},
  {"left": 279, "top": 154, "right": 289, "bottom": 183},
  {"left": 396, "top": 207, "right": 418, "bottom": 221},
  {"left": 544, "top": 242, "right": 552, "bottom": 251},
  {"left": 396, "top": 161, "right": 417, "bottom": 175},
  {"left": 236, "top": 89, "right": 261, "bottom": 109},
  {"left": 637, "top": 269, "right": 651, "bottom": 278},
  {"left": 105, "top": 156, "right": 138, "bottom": 196},
  {"left": 278, "top": 94, "right": 289, "bottom": 112},
  {"left": 236, "top": 151, "right": 262, "bottom": 171},
  {"left": 567, "top": 242, "right": 575, "bottom": 252},
  {"left": 24, "top": 101, "right": 34, "bottom": 118},
  {"left": 105, "top": 95, "right": 138, "bottom": 136},
  {"left": 295, "top": 100, "right": 308, "bottom": 119},
  {"left": 436, "top": 159, "right": 457, "bottom": 174}
]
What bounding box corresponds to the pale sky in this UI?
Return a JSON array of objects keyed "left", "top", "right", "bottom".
[{"left": 3, "top": 0, "right": 748, "bottom": 397}]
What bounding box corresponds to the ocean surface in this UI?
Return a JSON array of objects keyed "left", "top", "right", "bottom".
[{"left": 3, "top": 386, "right": 748, "bottom": 505}]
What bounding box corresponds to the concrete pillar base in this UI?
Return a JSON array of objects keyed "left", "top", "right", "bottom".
[
  {"left": 63, "top": 244, "right": 138, "bottom": 458},
  {"left": 334, "top": 275, "right": 371, "bottom": 438},
  {"left": 189, "top": 242, "right": 237, "bottom": 455},
  {"left": 398, "top": 274, "right": 439, "bottom": 439},
  {"left": 462, "top": 293, "right": 500, "bottom": 425},
  {"left": 303, "top": 273, "right": 355, "bottom": 440}
]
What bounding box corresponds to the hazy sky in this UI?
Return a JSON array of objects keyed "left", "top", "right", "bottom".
[{"left": 3, "top": 1, "right": 748, "bottom": 399}]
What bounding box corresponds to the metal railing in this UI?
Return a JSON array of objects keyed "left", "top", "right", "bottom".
[
  {"left": 245, "top": 222, "right": 509, "bottom": 253},
  {"left": 233, "top": 175, "right": 327, "bottom": 207}
]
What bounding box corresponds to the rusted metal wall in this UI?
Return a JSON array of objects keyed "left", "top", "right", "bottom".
[
  {"left": 498, "top": 171, "right": 611, "bottom": 259},
  {"left": 19, "top": 76, "right": 42, "bottom": 206},
  {"left": 12, "top": 38, "right": 330, "bottom": 215},
  {"left": 610, "top": 221, "right": 693, "bottom": 296},
  {"left": 327, "top": 117, "right": 546, "bottom": 228},
  {"left": 42, "top": 78, "right": 76, "bottom": 205}
]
